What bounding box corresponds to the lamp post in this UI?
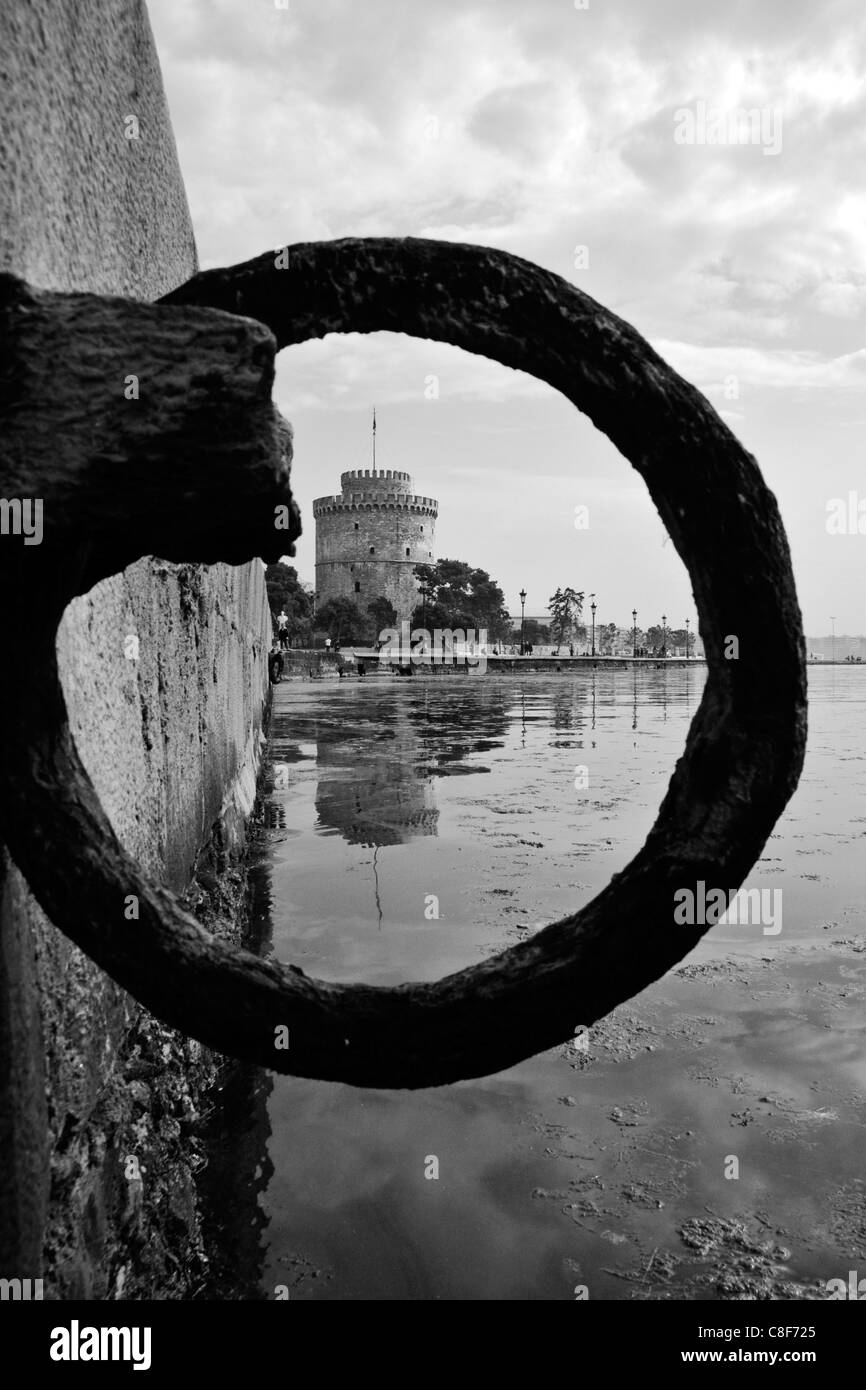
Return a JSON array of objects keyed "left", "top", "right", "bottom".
[
  {"left": 519, "top": 588, "right": 527, "bottom": 655},
  {"left": 661, "top": 613, "right": 667, "bottom": 658},
  {"left": 421, "top": 583, "right": 429, "bottom": 628},
  {"left": 830, "top": 615, "right": 836, "bottom": 663},
  {"left": 685, "top": 617, "right": 690, "bottom": 660},
  {"left": 632, "top": 608, "right": 637, "bottom": 659},
  {"left": 591, "top": 597, "right": 597, "bottom": 657}
]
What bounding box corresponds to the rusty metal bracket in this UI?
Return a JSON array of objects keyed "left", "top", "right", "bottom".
[{"left": 0, "top": 243, "right": 807, "bottom": 1088}]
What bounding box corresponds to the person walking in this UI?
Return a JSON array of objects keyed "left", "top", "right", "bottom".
[
  {"left": 268, "top": 645, "right": 284, "bottom": 684},
  {"left": 276, "top": 609, "right": 290, "bottom": 650}
]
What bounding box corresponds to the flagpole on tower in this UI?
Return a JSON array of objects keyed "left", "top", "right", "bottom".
[{"left": 372, "top": 405, "right": 376, "bottom": 470}]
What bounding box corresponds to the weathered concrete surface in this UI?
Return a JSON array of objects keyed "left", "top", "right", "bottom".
[
  {"left": 279, "top": 651, "right": 342, "bottom": 680},
  {"left": 0, "top": 0, "right": 272, "bottom": 1296},
  {"left": 0, "top": 0, "right": 196, "bottom": 297}
]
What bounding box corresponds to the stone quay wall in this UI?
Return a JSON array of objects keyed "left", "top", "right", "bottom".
[{"left": 0, "top": 0, "right": 273, "bottom": 1298}]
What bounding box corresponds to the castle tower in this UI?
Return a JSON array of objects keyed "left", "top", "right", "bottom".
[{"left": 313, "top": 447, "right": 438, "bottom": 624}]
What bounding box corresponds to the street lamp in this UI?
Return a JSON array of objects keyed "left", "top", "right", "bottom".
[
  {"left": 519, "top": 588, "right": 527, "bottom": 655},
  {"left": 685, "top": 617, "right": 690, "bottom": 660},
  {"left": 421, "top": 583, "right": 429, "bottom": 628},
  {"left": 632, "top": 608, "right": 637, "bottom": 659},
  {"left": 661, "top": 613, "right": 667, "bottom": 658},
  {"left": 590, "top": 597, "right": 597, "bottom": 657}
]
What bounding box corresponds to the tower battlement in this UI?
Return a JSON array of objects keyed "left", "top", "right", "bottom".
[
  {"left": 313, "top": 494, "right": 438, "bottom": 516},
  {"left": 340, "top": 468, "right": 412, "bottom": 491}
]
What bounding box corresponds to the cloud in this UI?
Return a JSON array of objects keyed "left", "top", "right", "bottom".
[
  {"left": 812, "top": 277, "right": 866, "bottom": 318},
  {"left": 148, "top": 0, "right": 866, "bottom": 629},
  {"left": 654, "top": 339, "right": 866, "bottom": 392},
  {"left": 275, "top": 333, "right": 554, "bottom": 413}
]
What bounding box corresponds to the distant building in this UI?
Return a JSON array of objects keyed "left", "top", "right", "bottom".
[
  {"left": 508, "top": 615, "right": 549, "bottom": 632},
  {"left": 313, "top": 458, "right": 438, "bottom": 624}
]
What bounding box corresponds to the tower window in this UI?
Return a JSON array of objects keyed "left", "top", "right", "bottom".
[
  {"left": 420, "top": 526, "right": 424, "bottom": 533},
  {"left": 369, "top": 546, "right": 375, "bottom": 554},
  {"left": 429, "top": 551, "right": 432, "bottom": 557},
  {"left": 405, "top": 547, "right": 410, "bottom": 556},
  {"left": 354, "top": 582, "right": 361, "bottom": 593},
  {"left": 354, "top": 523, "right": 359, "bottom": 530}
]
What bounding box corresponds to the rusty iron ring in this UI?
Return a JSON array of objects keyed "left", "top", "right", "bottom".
[{"left": 0, "top": 241, "right": 807, "bottom": 1087}]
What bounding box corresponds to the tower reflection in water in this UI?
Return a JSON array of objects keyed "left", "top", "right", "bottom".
[
  {"left": 198, "top": 685, "right": 513, "bottom": 1294},
  {"left": 308, "top": 686, "right": 511, "bottom": 846},
  {"left": 314, "top": 717, "right": 440, "bottom": 847}
]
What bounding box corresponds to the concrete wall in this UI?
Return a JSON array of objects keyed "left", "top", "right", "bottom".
[
  {"left": 0, "top": 0, "right": 272, "bottom": 1297},
  {"left": 279, "top": 650, "right": 341, "bottom": 680}
]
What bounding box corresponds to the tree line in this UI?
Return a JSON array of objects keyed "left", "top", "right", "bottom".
[
  {"left": 265, "top": 562, "right": 694, "bottom": 653},
  {"left": 546, "top": 587, "right": 693, "bottom": 654},
  {"left": 266, "top": 558, "right": 513, "bottom": 646}
]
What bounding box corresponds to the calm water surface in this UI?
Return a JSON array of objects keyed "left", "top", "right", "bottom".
[{"left": 204, "top": 666, "right": 866, "bottom": 1300}]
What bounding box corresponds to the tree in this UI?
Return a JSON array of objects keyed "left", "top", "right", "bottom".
[
  {"left": 266, "top": 562, "right": 314, "bottom": 645},
  {"left": 266, "top": 561, "right": 303, "bottom": 614},
  {"left": 547, "top": 587, "right": 585, "bottom": 645},
  {"left": 411, "top": 559, "right": 511, "bottom": 642},
  {"left": 547, "top": 587, "right": 566, "bottom": 644},
  {"left": 598, "top": 622, "right": 619, "bottom": 654},
  {"left": 521, "top": 618, "right": 550, "bottom": 645},
  {"left": 367, "top": 596, "right": 398, "bottom": 645},
  {"left": 315, "top": 597, "right": 365, "bottom": 644}
]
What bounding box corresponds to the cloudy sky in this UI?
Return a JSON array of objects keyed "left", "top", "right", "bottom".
[{"left": 149, "top": 0, "right": 865, "bottom": 636}]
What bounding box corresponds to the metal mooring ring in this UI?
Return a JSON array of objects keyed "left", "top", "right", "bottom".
[{"left": 1, "top": 241, "right": 807, "bottom": 1087}]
